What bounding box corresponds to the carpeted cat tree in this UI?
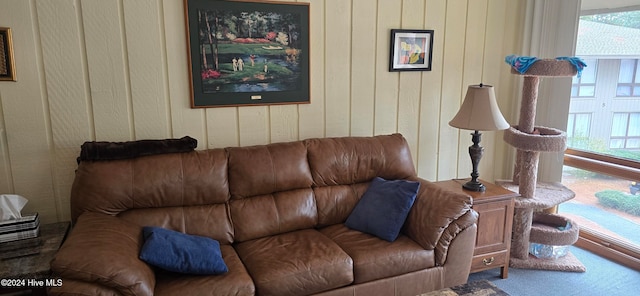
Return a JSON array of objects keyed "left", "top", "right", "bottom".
[{"left": 496, "top": 56, "right": 586, "bottom": 272}]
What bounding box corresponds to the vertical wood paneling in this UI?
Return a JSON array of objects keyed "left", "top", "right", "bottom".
[
  {"left": 437, "top": 0, "right": 467, "bottom": 180},
  {"left": 81, "top": 0, "right": 131, "bottom": 141},
  {"left": 0, "top": 0, "right": 56, "bottom": 222},
  {"left": 350, "top": 0, "right": 377, "bottom": 137},
  {"left": 0, "top": 0, "right": 526, "bottom": 222},
  {"left": 374, "top": 0, "right": 401, "bottom": 135},
  {"left": 456, "top": 0, "right": 487, "bottom": 179},
  {"left": 207, "top": 108, "right": 239, "bottom": 148},
  {"left": 482, "top": 0, "right": 510, "bottom": 182},
  {"left": 37, "top": 0, "right": 92, "bottom": 221},
  {"left": 0, "top": 123, "right": 11, "bottom": 194},
  {"left": 239, "top": 106, "right": 270, "bottom": 146},
  {"left": 163, "top": 0, "right": 206, "bottom": 148},
  {"left": 268, "top": 0, "right": 300, "bottom": 143},
  {"left": 324, "top": 0, "right": 351, "bottom": 137},
  {"left": 298, "top": 0, "right": 325, "bottom": 140},
  {"left": 497, "top": 0, "right": 525, "bottom": 179},
  {"left": 270, "top": 105, "right": 298, "bottom": 143},
  {"left": 123, "top": 0, "right": 169, "bottom": 139},
  {"left": 398, "top": 0, "right": 425, "bottom": 167},
  {"left": 417, "top": 0, "right": 446, "bottom": 180}
]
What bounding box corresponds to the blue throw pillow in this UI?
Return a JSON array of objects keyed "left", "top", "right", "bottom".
[
  {"left": 345, "top": 177, "right": 420, "bottom": 242},
  {"left": 139, "top": 227, "right": 228, "bottom": 275}
]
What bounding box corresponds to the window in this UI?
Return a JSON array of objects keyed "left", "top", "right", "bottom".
[
  {"left": 571, "top": 59, "right": 597, "bottom": 97},
  {"left": 617, "top": 59, "right": 640, "bottom": 97},
  {"left": 610, "top": 112, "right": 640, "bottom": 149},
  {"left": 566, "top": 9, "right": 640, "bottom": 272},
  {"left": 567, "top": 113, "right": 592, "bottom": 148}
]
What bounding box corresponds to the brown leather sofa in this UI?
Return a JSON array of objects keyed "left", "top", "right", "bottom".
[{"left": 50, "top": 134, "right": 478, "bottom": 296}]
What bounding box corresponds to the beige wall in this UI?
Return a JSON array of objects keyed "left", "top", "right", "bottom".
[{"left": 0, "top": 0, "right": 524, "bottom": 223}]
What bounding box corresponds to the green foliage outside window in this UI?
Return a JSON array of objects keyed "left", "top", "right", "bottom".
[
  {"left": 595, "top": 190, "right": 640, "bottom": 216},
  {"left": 568, "top": 136, "right": 640, "bottom": 162}
]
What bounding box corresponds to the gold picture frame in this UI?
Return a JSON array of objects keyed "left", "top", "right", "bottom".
[{"left": 0, "top": 27, "right": 16, "bottom": 81}]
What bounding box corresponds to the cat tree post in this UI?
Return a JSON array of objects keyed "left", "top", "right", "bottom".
[
  {"left": 498, "top": 57, "right": 586, "bottom": 271},
  {"left": 512, "top": 76, "right": 539, "bottom": 186},
  {"left": 511, "top": 76, "right": 540, "bottom": 259}
]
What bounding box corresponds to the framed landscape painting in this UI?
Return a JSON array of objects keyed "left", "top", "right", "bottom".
[
  {"left": 184, "top": 0, "right": 310, "bottom": 108},
  {"left": 389, "top": 29, "right": 434, "bottom": 72}
]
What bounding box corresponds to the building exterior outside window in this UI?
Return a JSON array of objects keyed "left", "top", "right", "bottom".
[
  {"left": 610, "top": 112, "right": 640, "bottom": 149},
  {"left": 571, "top": 20, "right": 640, "bottom": 153},
  {"left": 617, "top": 59, "right": 640, "bottom": 97}
]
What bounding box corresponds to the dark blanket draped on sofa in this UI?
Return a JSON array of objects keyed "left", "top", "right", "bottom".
[{"left": 77, "top": 136, "right": 197, "bottom": 163}]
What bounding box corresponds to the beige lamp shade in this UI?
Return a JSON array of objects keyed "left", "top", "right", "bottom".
[{"left": 449, "top": 84, "right": 510, "bottom": 131}]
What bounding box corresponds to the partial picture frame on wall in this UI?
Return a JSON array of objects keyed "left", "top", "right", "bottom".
[
  {"left": 184, "top": 0, "right": 310, "bottom": 108},
  {"left": 0, "top": 27, "right": 17, "bottom": 81},
  {"left": 389, "top": 29, "right": 434, "bottom": 72}
]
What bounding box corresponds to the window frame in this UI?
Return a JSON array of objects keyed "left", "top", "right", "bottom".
[
  {"left": 616, "top": 59, "right": 640, "bottom": 97},
  {"left": 610, "top": 112, "right": 640, "bottom": 149},
  {"left": 563, "top": 148, "right": 640, "bottom": 271},
  {"left": 564, "top": 148, "right": 640, "bottom": 181},
  {"left": 571, "top": 58, "right": 597, "bottom": 98},
  {"left": 567, "top": 112, "right": 592, "bottom": 138}
]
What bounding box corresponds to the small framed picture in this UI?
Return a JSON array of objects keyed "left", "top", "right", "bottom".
[
  {"left": 0, "top": 27, "right": 16, "bottom": 81},
  {"left": 389, "top": 29, "right": 434, "bottom": 72}
]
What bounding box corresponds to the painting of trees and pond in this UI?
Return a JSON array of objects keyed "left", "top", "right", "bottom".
[{"left": 185, "top": 0, "right": 310, "bottom": 107}]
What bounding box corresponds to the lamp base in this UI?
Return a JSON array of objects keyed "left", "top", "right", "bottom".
[
  {"left": 462, "top": 179, "right": 486, "bottom": 192},
  {"left": 463, "top": 130, "right": 486, "bottom": 192}
]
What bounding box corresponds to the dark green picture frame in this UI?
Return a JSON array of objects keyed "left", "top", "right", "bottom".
[{"left": 184, "top": 0, "right": 310, "bottom": 108}]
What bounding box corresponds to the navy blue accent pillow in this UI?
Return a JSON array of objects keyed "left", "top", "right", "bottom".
[
  {"left": 139, "top": 227, "right": 228, "bottom": 275},
  {"left": 345, "top": 177, "right": 420, "bottom": 242}
]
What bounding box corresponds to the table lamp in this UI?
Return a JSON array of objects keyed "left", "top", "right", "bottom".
[{"left": 449, "top": 84, "right": 510, "bottom": 192}]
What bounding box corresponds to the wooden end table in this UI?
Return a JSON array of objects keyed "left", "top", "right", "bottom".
[
  {"left": 0, "top": 222, "right": 70, "bottom": 295},
  {"left": 434, "top": 179, "right": 517, "bottom": 279}
]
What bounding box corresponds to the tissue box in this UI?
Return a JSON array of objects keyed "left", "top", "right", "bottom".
[{"left": 0, "top": 213, "right": 40, "bottom": 243}]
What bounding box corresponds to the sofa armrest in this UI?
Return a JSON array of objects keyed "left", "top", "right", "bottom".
[
  {"left": 51, "top": 212, "right": 155, "bottom": 296},
  {"left": 443, "top": 223, "right": 477, "bottom": 287},
  {"left": 403, "top": 178, "right": 477, "bottom": 264},
  {"left": 434, "top": 209, "right": 478, "bottom": 265}
]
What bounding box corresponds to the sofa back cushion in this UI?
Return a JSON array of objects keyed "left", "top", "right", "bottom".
[
  {"left": 71, "top": 149, "right": 234, "bottom": 244},
  {"left": 306, "top": 134, "right": 417, "bottom": 226},
  {"left": 305, "top": 134, "right": 416, "bottom": 186},
  {"left": 227, "top": 141, "right": 317, "bottom": 242}
]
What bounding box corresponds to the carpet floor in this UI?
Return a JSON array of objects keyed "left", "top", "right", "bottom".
[{"left": 468, "top": 247, "right": 640, "bottom": 295}]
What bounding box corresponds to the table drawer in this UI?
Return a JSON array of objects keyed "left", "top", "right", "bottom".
[{"left": 471, "top": 250, "right": 508, "bottom": 272}]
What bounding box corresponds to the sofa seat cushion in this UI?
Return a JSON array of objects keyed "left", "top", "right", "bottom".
[
  {"left": 154, "top": 245, "right": 254, "bottom": 296},
  {"left": 320, "top": 224, "right": 434, "bottom": 284},
  {"left": 234, "top": 229, "right": 353, "bottom": 296}
]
